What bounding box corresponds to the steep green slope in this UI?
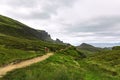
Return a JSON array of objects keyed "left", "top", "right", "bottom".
[
  {"left": 0, "top": 15, "right": 67, "bottom": 67},
  {"left": 0, "top": 33, "right": 66, "bottom": 51},
  {"left": 0, "top": 15, "right": 52, "bottom": 41}
]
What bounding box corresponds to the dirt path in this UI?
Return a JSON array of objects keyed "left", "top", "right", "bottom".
[{"left": 0, "top": 53, "right": 54, "bottom": 78}]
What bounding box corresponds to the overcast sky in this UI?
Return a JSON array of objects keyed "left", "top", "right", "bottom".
[{"left": 0, "top": 0, "right": 120, "bottom": 46}]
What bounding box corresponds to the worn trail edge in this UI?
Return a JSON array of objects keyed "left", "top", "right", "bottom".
[{"left": 0, "top": 53, "right": 54, "bottom": 78}]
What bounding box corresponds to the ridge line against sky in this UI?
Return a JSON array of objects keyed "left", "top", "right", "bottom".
[{"left": 0, "top": 0, "right": 120, "bottom": 47}]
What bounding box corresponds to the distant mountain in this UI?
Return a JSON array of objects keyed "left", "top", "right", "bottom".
[
  {"left": 89, "top": 43, "right": 120, "bottom": 48},
  {"left": 0, "top": 15, "right": 52, "bottom": 41},
  {"left": 77, "top": 43, "right": 102, "bottom": 52}
]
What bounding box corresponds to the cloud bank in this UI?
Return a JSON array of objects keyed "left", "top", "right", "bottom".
[{"left": 0, "top": 0, "right": 120, "bottom": 46}]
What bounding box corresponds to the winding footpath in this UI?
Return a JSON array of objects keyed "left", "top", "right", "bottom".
[{"left": 0, "top": 53, "right": 54, "bottom": 78}]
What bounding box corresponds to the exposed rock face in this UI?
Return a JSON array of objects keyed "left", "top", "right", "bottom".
[
  {"left": 55, "top": 38, "right": 64, "bottom": 44},
  {"left": 36, "top": 30, "right": 52, "bottom": 41}
]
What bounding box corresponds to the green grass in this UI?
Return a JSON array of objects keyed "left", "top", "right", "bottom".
[
  {"left": 0, "top": 15, "right": 53, "bottom": 41},
  {"left": 0, "top": 14, "right": 67, "bottom": 67},
  {"left": 0, "top": 34, "right": 67, "bottom": 67},
  {"left": 112, "top": 46, "right": 120, "bottom": 50},
  {"left": 0, "top": 15, "right": 25, "bottom": 27},
  {"left": 0, "top": 47, "right": 84, "bottom": 80},
  {"left": 77, "top": 50, "right": 120, "bottom": 80},
  {"left": 1, "top": 47, "right": 120, "bottom": 80},
  {"left": 0, "top": 46, "right": 44, "bottom": 67},
  {"left": 0, "top": 15, "right": 120, "bottom": 80},
  {"left": 0, "top": 31, "right": 67, "bottom": 68},
  {"left": 0, "top": 33, "right": 67, "bottom": 52}
]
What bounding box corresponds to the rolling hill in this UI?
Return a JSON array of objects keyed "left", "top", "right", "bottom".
[
  {"left": 1, "top": 46, "right": 120, "bottom": 80},
  {"left": 0, "top": 14, "right": 120, "bottom": 80},
  {"left": 0, "top": 15, "right": 52, "bottom": 41},
  {"left": 0, "top": 15, "right": 67, "bottom": 67},
  {"left": 0, "top": 15, "right": 66, "bottom": 50},
  {"left": 77, "top": 43, "right": 102, "bottom": 52}
]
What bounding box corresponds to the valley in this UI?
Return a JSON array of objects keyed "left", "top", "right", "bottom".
[{"left": 0, "top": 15, "right": 120, "bottom": 80}]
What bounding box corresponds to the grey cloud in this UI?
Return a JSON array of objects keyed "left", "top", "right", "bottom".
[
  {"left": 65, "top": 16, "right": 120, "bottom": 33},
  {"left": 23, "top": 12, "right": 51, "bottom": 19},
  {"left": 96, "top": 32, "right": 120, "bottom": 37},
  {"left": 62, "top": 16, "right": 120, "bottom": 42},
  {"left": 6, "top": 0, "right": 37, "bottom": 7},
  {"left": 1, "top": 0, "right": 120, "bottom": 46},
  {"left": 4, "top": 0, "right": 77, "bottom": 20},
  {"left": 7, "top": 0, "right": 76, "bottom": 7},
  {"left": 31, "top": 0, "right": 77, "bottom": 19},
  {"left": 74, "top": 32, "right": 120, "bottom": 38},
  {"left": 50, "top": 0, "right": 77, "bottom": 7}
]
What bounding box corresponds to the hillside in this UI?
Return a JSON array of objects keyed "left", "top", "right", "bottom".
[
  {"left": 0, "top": 15, "right": 66, "bottom": 51},
  {"left": 0, "top": 47, "right": 86, "bottom": 80},
  {"left": 1, "top": 46, "right": 120, "bottom": 80},
  {"left": 77, "top": 43, "right": 102, "bottom": 52},
  {"left": 0, "top": 15, "right": 67, "bottom": 67},
  {"left": 0, "top": 15, "right": 52, "bottom": 41},
  {"left": 81, "top": 49, "right": 120, "bottom": 80},
  {"left": 0, "top": 15, "right": 120, "bottom": 80}
]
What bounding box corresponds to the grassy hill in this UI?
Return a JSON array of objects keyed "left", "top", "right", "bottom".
[
  {"left": 1, "top": 47, "right": 120, "bottom": 80},
  {"left": 0, "top": 47, "right": 86, "bottom": 80},
  {"left": 0, "top": 15, "right": 120, "bottom": 80},
  {"left": 79, "top": 49, "right": 120, "bottom": 80},
  {"left": 77, "top": 43, "right": 102, "bottom": 52},
  {"left": 0, "top": 15, "right": 67, "bottom": 67},
  {"left": 0, "top": 15, "right": 52, "bottom": 41},
  {"left": 77, "top": 43, "right": 103, "bottom": 56}
]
